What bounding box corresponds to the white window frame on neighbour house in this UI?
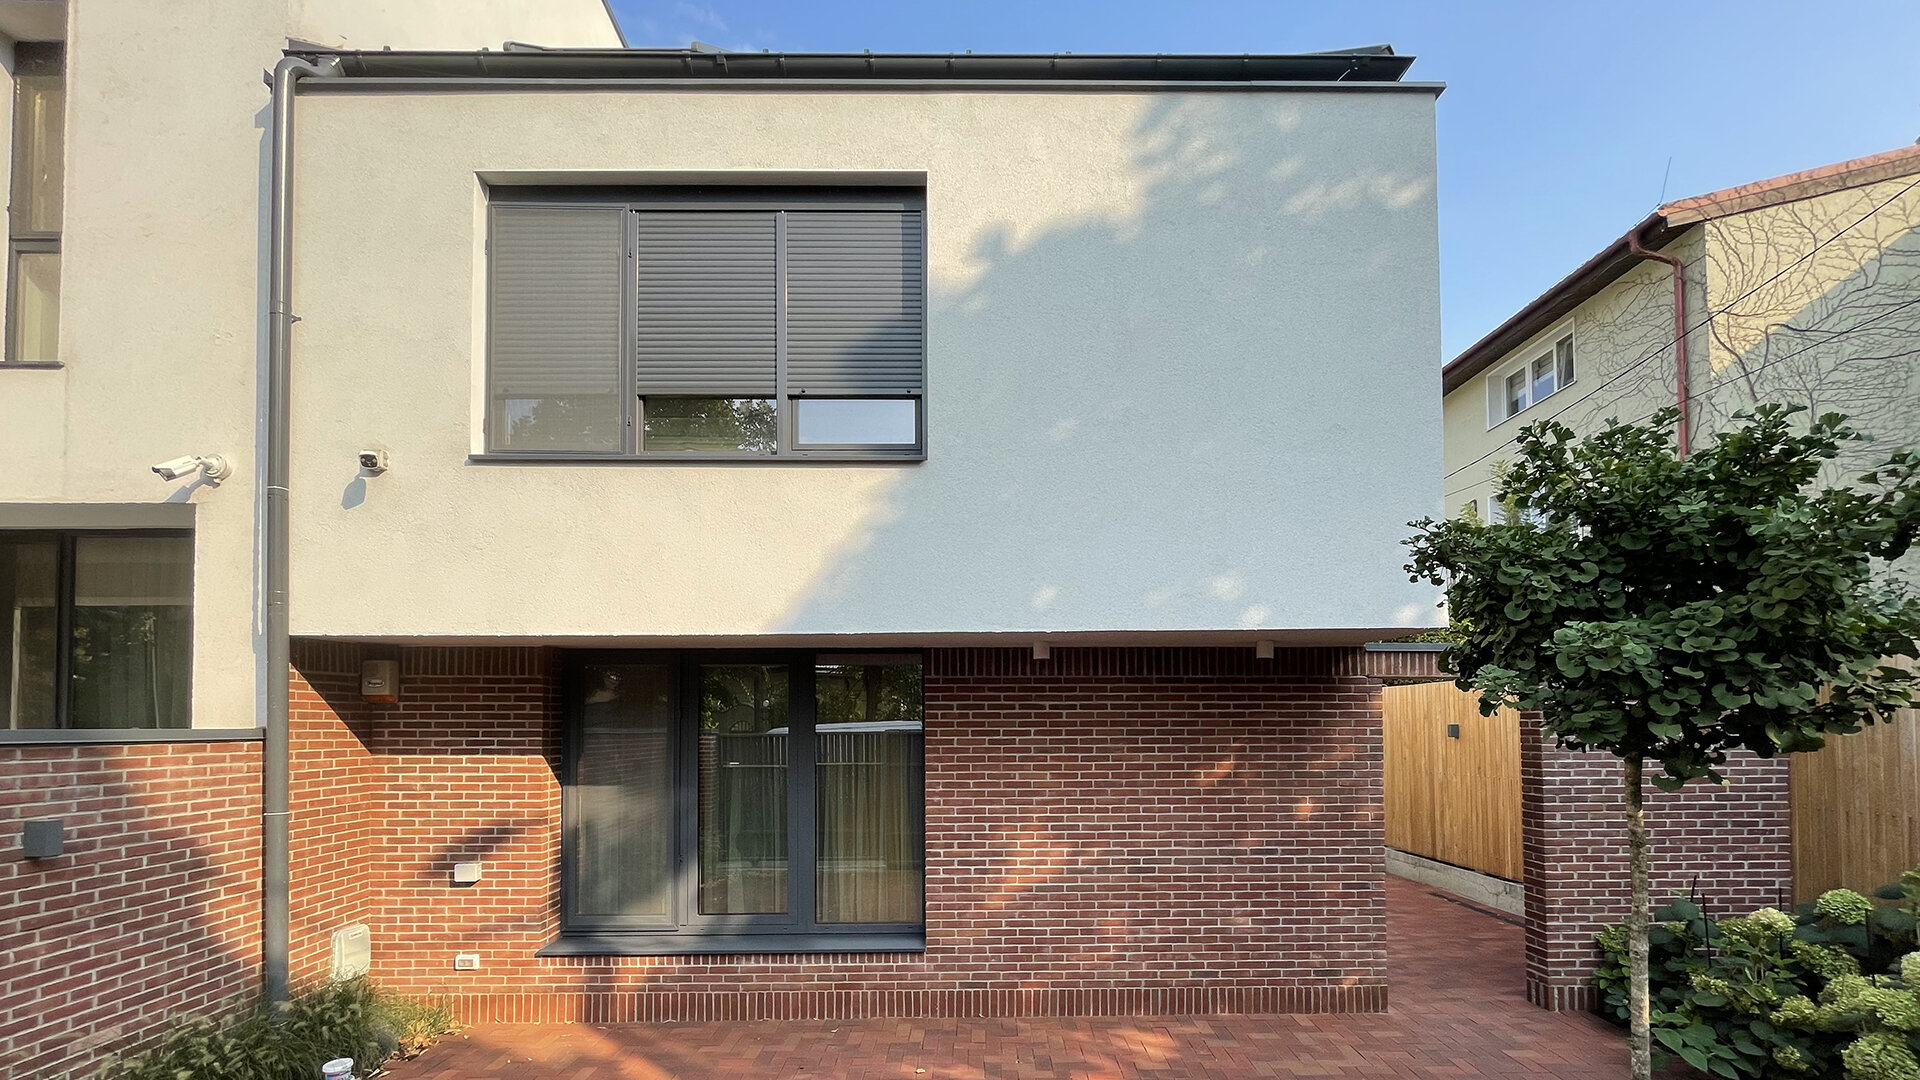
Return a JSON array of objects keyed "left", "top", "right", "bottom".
[
  {"left": 482, "top": 186, "right": 928, "bottom": 462},
  {"left": 1485, "top": 324, "right": 1575, "bottom": 427}
]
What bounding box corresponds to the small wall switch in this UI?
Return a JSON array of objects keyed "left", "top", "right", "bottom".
[
  {"left": 22, "top": 818, "right": 63, "bottom": 858},
  {"left": 453, "top": 953, "right": 481, "bottom": 971},
  {"left": 451, "top": 861, "right": 482, "bottom": 885},
  {"left": 1446, "top": 723, "right": 1461, "bottom": 739}
]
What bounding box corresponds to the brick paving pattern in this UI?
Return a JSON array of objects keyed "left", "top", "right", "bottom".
[{"left": 381, "top": 876, "right": 1625, "bottom": 1078}]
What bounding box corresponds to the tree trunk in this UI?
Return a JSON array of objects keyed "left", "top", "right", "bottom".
[{"left": 1625, "top": 754, "right": 1653, "bottom": 1080}]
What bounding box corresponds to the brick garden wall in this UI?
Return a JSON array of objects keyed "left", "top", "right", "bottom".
[
  {"left": 289, "top": 644, "right": 1389, "bottom": 1021},
  {"left": 1520, "top": 715, "right": 1792, "bottom": 1011},
  {"left": 0, "top": 742, "right": 263, "bottom": 1080}
]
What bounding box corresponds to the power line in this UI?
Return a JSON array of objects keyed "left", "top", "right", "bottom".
[{"left": 1441, "top": 173, "right": 1920, "bottom": 489}]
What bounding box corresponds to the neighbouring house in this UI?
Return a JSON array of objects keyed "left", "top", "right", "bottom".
[
  {"left": 1, "top": 6, "right": 1452, "bottom": 1073},
  {"left": 1428, "top": 144, "right": 1920, "bottom": 1009}
]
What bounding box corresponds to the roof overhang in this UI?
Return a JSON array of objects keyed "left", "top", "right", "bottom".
[
  {"left": 282, "top": 45, "right": 1426, "bottom": 87},
  {"left": 1444, "top": 143, "right": 1920, "bottom": 394}
]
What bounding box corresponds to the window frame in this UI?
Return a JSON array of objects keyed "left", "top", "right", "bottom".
[
  {"left": 3, "top": 41, "right": 64, "bottom": 367},
  {"left": 1485, "top": 323, "right": 1576, "bottom": 428},
  {"left": 483, "top": 186, "right": 929, "bottom": 464},
  {"left": 0, "top": 529, "right": 194, "bottom": 730},
  {"left": 553, "top": 649, "right": 926, "bottom": 955}
]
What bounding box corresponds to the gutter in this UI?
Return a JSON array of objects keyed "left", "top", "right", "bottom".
[
  {"left": 263, "top": 53, "right": 340, "bottom": 1007},
  {"left": 1441, "top": 212, "right": 1676, "bottom": 394}
]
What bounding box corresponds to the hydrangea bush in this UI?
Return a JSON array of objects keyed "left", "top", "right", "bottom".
[{"left": 1596, "top": 866, "right": 1920, "bottom": 1080}]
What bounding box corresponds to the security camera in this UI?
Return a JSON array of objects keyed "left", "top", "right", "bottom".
[
  {"left": 151, "top": 454, "right": 232, "bottom": 485},
  {"left": 358, "top": 449, "right": 388, "bottom": 475},
  {"left": 151, "top": 456, "right": 202, "bottom": 481}
]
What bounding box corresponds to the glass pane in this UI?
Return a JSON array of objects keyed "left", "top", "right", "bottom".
[
  {"left": 1504, "top": 370, "right": 1527, "bottom": 417},
  {"left": 1556, "top": 335, "right": 1575, "bottom": 387},
  {"left": 1531, "top": 352, "right": 1556, "bottom": 402},
  {"left": 794, "top": 399, "right": 918, "bottom": 447},
  {"left": 0, "top": 538, "right": 57, "bottom": 729},
  {"left": 815, "top": 659, "right": 924, "bottom": 924},
  {"left": 9, "top": 250, "right": 59, "bottom": 362},
  {"left": 68, "top": 536, "right": 192, "bottom": 729},
  {"left": 11, "top": 45, "right": 64, "bottom": 235},
  {"left": 644, "top": 397, "right": 775, "bottom": 453},
  {"left": 491, "top": 394, "right": 622, "bottom": 453},
  {"left": 574, "top": 663, "right": 676, "bottom": 920},
  {"left": 698, "top": 664, "right": 789, "bottom": 915}
]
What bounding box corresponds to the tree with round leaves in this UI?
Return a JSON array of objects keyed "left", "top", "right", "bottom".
[{"left": 1405, "top": 405, "right": 1920, "bottom": 1080}]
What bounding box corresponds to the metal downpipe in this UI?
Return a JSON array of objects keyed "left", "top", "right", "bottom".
[
  {"left": 264, "top": 53, "right": 339, "bottom": 1006},
  {"left": 1627, "top": 231, "right": 1692, "bottom": 457}
]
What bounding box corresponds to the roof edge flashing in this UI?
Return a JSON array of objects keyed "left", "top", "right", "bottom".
[{"left": 281, "top": 47, "right": 1418, "bottom": 85}]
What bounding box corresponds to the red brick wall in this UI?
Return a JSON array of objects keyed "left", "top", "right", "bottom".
[
  {"left": 289, "top": 644, "right": 1388, "bottom": 1020},
  {"left": 289, "top": 640, "right": 384, "bottom": 987},
  {"left": 1520, "top": 715, "right": 1792, "bottom": 1011},
  {"left": 0, "top": 742, "right": 263, "bottom": 1079}
]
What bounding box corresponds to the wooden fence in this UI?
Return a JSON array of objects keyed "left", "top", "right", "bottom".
[
  {"left": 1790, "top": 700, "right": 1920, "bottom": 901},
  {"left": 1384, "top": 675, "right": 1920, "bottom": 899},
  {"left": 1382, "top": 681, "right": 1523, "bottom": 881}
]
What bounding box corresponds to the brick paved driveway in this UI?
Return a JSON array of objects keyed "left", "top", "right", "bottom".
[{"left": 381, "top": 877, "right": 1624, "bottom": 1078}]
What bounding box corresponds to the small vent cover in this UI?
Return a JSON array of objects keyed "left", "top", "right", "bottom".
[{"left": 330, "top": 923, "right": 371, "bottom": 980}]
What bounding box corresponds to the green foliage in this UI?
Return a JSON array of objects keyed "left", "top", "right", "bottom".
[
  {"left": 1595, "top": 866, "right": 1920, "bottom": 1079},
  {"left": 94, "top": 978, "right": 453, "bottom": 1080},
  {"left": 1405, "top": 405, "right": 1920, "bottom": 789}
]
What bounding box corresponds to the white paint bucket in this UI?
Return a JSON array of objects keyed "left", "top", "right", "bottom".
[{"left": 321, "top": 1059, "right": 354, "bottom": 1080}]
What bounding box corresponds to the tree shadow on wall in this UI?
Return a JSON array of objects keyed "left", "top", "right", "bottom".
[{"left": 775, "top": 91, "right": 1443, "bottom": 636}]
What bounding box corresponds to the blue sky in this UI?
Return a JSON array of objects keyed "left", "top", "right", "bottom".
[{"left": 608, "top": 0, "right": 1920, "bottom": 362}]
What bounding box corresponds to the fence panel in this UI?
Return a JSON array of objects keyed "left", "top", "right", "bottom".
[
  {"left": 1791, "top": 692, "right": 1920, "bottom": 900},
  {"left": 1382, "top": 681, "right": 1523, "bottom": 881}
]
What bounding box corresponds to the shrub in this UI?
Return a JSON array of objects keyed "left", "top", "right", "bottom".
[
  {"left": 94, "top": 978, "right": 453, "bottom": 1080},
  {"left": 1595, "top": 866, "right": 1920, "bottom": 1080}
]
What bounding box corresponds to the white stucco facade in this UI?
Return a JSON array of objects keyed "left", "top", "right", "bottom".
[
  {"left": 0, "top": 0, "right": 620, "bottom": 728},
  {"left": 284, "top": 85, "right": 1445, "bottom": 642}
]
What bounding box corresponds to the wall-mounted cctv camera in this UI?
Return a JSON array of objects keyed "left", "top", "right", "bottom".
[
  {"left": 152, "top": 454, "right": 232, "bottom": 485},
  {"left": 151, "top": 456, "right": 202, "bottom": 481},
  {"left": 357, "top": 449, "right": 388, "bottom": 475}
]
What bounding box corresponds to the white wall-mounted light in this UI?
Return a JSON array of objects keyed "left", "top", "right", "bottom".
[
  {"left": 1255, "top": 640, "right": 1275, "bottom": 660},
  {"left": 151, "top": 454, "right": 232, "bottom": 485},
  {"left": 1032, "top": 643, "right": 1050, "bottom": 661}
]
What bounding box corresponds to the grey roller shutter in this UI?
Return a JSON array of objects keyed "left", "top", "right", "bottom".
[
  {"left": 786, "top": 211, "right": 925, "bottom": 394},
  {"left": 634, "top": 211, "right": 778, "bottom": 396},
  {"left": 488, "top": 205, "right": 626, "bottom": 400}
]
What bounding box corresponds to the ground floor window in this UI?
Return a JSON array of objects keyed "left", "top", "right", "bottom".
[
  {"left": 0, "top": 531, "right": 192, "bottom": 729},
  {"left": 560, "top": 651, "right": 924, "bottom": 950}
]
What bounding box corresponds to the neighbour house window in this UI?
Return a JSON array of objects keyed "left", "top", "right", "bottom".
[
  {"left": 6, "top": 42, "right": 63, "bottom": 364},
  {"left": 487, "top": 188, "right": 926, "bottom": 460},
  {"left": 1486, "top": 329, "right": 1575, "bottom": 425},
  {"left": 563, "top": 651, "right": 924, "bottom": 949},
  {"left": 0, "top": 532, "right": 193, "bottom": 729}
]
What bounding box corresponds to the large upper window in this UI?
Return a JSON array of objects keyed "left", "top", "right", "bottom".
[
  {"left": 6, "top": 42, "right": 63, "bottom": 364},
  {"left": 487, "top": 188, "right": 926, "bottom": 460},
  {"left": 560, "top": 652, "right": 924, "bottom": 952},
  {"left": 1487, "top": 328, "right": 1575, "bottom": 426},
  {"left": 0, "top": 532, "right": 193, "bottom": 729}
]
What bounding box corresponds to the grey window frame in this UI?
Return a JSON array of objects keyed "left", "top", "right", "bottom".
[
  {"left": 484, "top": 187, "right": 928, "bottom": 464},
  {"left": 551, "top": 649, "right": 926, "bottom": 956},
  {"left": 1, "top": 528, "right": 195, "bottom": 730}
]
